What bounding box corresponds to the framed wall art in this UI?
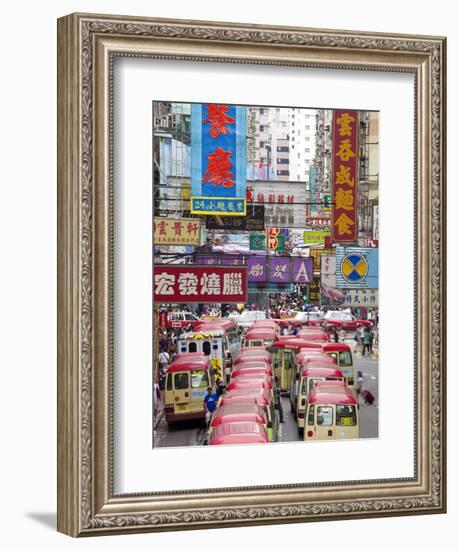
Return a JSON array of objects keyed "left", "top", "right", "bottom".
[{"left": 57, "top": 13, "right": 446, "bottom": 536}]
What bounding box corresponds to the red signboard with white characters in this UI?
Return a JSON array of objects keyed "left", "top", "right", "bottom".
[
  {"left": 331, "top": 110, "right": 359, "bottom": 243},
  {"left": 153, "top": 266, "right": 247, "bottom": 303},
  {"left": 159, "top": 311, "right": 168, "bottom": 327}
]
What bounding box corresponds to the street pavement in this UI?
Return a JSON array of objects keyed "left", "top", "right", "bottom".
[{"left": 153, "top": 334, "right": 379, "bottom": 447}]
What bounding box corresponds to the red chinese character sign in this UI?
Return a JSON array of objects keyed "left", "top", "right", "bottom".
[
  {"left": 191, "top": 103, "right": 247, "bottom": 216},
  {"left": 154, "top": 266, "right": 247, "bottom": 303},
  {"left": 331, "top": 110, "right": 359, "bottom": 243}
]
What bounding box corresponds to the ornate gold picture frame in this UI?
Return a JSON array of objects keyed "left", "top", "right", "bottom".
[{"left": 57, "top": 13, "right": 446, "bottom": 536}]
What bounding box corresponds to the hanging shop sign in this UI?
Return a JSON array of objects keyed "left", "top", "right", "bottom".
[
  {"left": 196, "top": 255, "right": 245, "bottom": 266},
  {"left": 246, "top": 257, "right": 313, "bottom": 284},
  {"left": 246, "top": 180, "right": 307, "bottom": 228},
  {"left": 153, "top": 218, "right": 201, "bottom": 246},
  {"left": 249, "top": 234, "right": 266, "bottom": 251},
  {"left": 306, "top": 276, "right": 321, "bottom": 305},
  {"left": 268, "top": 235, "right": 285, "bottom": 251},
  {"left": 291, "top": 257, "right": 314, "bottom": 284},
  {"left": 267, "top": 258, "right": 291, "bottom": 284},
  {"left": 340, "top": 289, "right": 378, "bottom": 308},
  {"left": 247, "top": 256, "right": 267, "bottom": 283},
  {"left": 305, "top": 215, "right": 331, "bottom": 229},
  {"left": 205, "top": 205, "right": 265, "bottom": 231},
  {"left": 320, "top": 254, "right": 346, "bottom": 306},
  {"left": 248, "top": 282, "right": 294, "bottom": 294},
  {"left": 303, "top": 230, "right": 331, "bottom": 245},
  {"left": 309, "top": 247, "right": 334, "bottom": 271},
  {"left": 191, "top": 103, "right": 247, "bottom": 216},
  {"left": 154, "top": 265, "right": 247, "bottom": 303},
  {"left": 331, "top": 110, "right": 359, "bottom": 243},
  {"left": 335, "top": 246, "right": 379, "bottom": 289}
]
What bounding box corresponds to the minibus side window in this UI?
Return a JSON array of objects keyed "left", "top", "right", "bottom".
[
  {"left": 188, "top": 342, "right": 197, "bottom": 353},
  {"left": 174, "top": 373, "right": 189, "bottom": 390},
  {"left": 307, "top": 405, "right": 315, "bottom": 426},
  {"left": 166, "top": 374, "right": 172, "bottom": 391},
  {"left": 316, "top": 406, "right": 333, "bottom": 426},
  {"left": 203, "top": 341, "right": 211, "bottom": 356},
  {"left": 336, "top": 404, "right": 357, "bottom": 426}
]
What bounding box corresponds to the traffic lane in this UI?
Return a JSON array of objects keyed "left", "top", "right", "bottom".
[
  {"left": 353, "top": 349, "right": 378, "bottom": 439},
  {"left": 278, "top": 396, "right": 302, "bottom": 443},
  {"left": 154, "top": 417, "right": 206, "bottom": 448}
]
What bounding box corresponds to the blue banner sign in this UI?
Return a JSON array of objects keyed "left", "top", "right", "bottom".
[{"left": 191, "top": 103, "right": 247, "bottom": 216}]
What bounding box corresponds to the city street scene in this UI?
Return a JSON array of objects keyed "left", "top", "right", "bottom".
[{"left": 153, "top": 102, "right": 379, "bottom": 448}]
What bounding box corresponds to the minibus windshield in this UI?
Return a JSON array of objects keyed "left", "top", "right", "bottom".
[
  {"left": 336, "top": 404, "right": 357, "bottom": 426},
  {"left": 191, "top": 370, "right": 209, "bottom": 388}
]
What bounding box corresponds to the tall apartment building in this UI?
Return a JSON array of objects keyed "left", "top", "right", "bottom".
[
  {"left": 288, "top": 108, "right": 317, "bottom": 182},
  {"left": 247, "top": 105, "right": 317, "bottom": 183}
]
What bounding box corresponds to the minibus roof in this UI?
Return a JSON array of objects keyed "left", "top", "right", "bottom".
[
  {"left": 221, "top": 387, "right": 272, "bottom": 404},
  {"left": 211, "top": 407, "right": 266, "bottom": 427},
  {"left": 231, "top": 367, "right": 273, "bottom": 377},
  {"left": 167, "top": 361, "right": 210, "bottom": 373},
  {"left": 271, "top": 339, "right": 322, "bottom": 349},
  {"left": 212, "top": 403, "right": 265, "bottom": 418},
  {"left": 239, "top": 346, "right": 268, "bottom": 353},
  {"left": 245, "top": 329, "right": 278, "bottom": 340},
  {"left": 197, "top": 318, "right": 237, "bottom": 330},
  {"left": 308, "top": 386, "right": 357, "bottom": 405},
  {"left": 322, "top": 343, "right": 351, "bottom": 352},
  {"left": 297, "top": 353, "right": 335, "bottom": 365},
  {"left": 232, "top": 361, "right": 271, "bottom": 369},
  {"left": 300, "top": 366, "right": 344, "bottom": 378},
  {"left": 297, "top": 331, "right": 328, "bottom": 341},
  {"left": 235, "top": 354, "right": 272, "bottom": 365},
  {"left": 226, "top": 379, "right": 272, "bottom": 391},
  {"left": 209, "top": 422, "right": 269, "bottom": 444},
  {"left": 173, "top": 352, "right": 206, "bottom": 361}
]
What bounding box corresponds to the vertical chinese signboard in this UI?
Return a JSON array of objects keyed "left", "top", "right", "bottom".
[
  {"left": 191, "top": 103, "right": 247, "bottom": 216},
  {"left": 154, "top": 266, "right": 247, "bottom": 303},
  {"left": 331, "top": 110, "right": 359, "bottom": 243}
]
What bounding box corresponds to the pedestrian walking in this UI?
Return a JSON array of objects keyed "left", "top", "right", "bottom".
[
  {"left": 159, "top": 331, "right": 169, "bottom": 352},
  {"left": 158, "top": 349, "right": 169, "bottom": 390},
  {"left": 215, "top": 376, "right": 225, "bottom": 398},
  {"left": 153, "top": 381, "right": 162, "bottom": 418},
  {"left": 339, "top": 327, "right": 347, "bottom": 343},
  {"left": 332, "top": 326, "right": 339, "bottom": 343},
  {"left": 354, "top": 329, "right": 362, "bottom": 355},
  {"left": 355, "top": 370, "right": 363, "bottom": 394},
  {"left": 204, "top": 387, "right": 219, "bottom": 427},
  {"left": 362, "top": 327, "right": 371, "bottom": 356}
]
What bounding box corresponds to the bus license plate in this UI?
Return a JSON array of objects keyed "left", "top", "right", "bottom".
[{"left": 176, "top": 404, "right": 188, "bottom": 411}]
